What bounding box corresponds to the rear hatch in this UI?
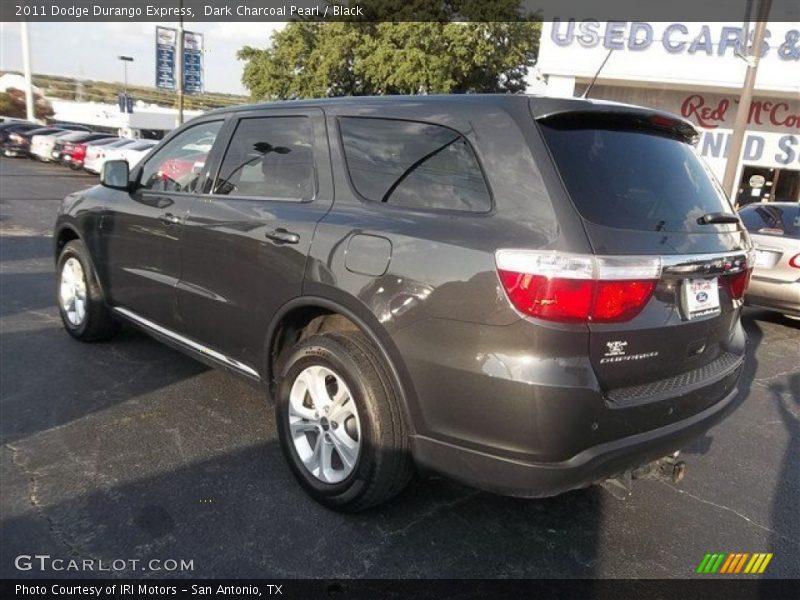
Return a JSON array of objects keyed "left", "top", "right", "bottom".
[{"left": 533, "top": 106, "right": 751, "bottom": 397}]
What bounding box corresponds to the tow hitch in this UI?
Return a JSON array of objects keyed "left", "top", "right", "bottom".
[
  {"left": 634, "top": 452, "right": 687, "bottom": 484},
  {"left": 601, "top": 452, "right": 686, "bottom": 499}
]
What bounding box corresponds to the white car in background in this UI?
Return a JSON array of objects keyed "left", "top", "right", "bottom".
[
  {"left": 83, "top": 138, "right": 138, "bottom": 174},
  {"left": 106, "top": 139, "right": 158, "bottom": 168},
  {"left": 30, "top": 130, "right": 75, "bottom": 161}
]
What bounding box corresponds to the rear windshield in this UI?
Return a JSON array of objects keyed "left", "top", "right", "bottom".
[
  {"left": 107, "top": 138, "right": 135, "bottom": 148},
  {"left": 738, "top": 204, "right": 800, "bottom": 239},
  {"left": 85, "top": 138, "right": 115, "bottom": 147},
  {"left": 539, "top": 119, "right": 734, "bottom": 233},
  {"left": 59, "top": 132, "right": 91, "bottom": 141}
]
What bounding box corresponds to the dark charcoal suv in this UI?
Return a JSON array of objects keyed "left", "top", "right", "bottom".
[{"left": 54, "top": 95, "right": 752, "bottom": 511}]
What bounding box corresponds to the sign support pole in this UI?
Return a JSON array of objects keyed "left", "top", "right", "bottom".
[
  {"left": 721, "top": 0, "right": 772, "bottom": 202},
  {"left": 177, "top": 0, "right": 185, "bottom": 126},
  {"left": 20, "top": 22, "right": 35, "bottom": 122}
]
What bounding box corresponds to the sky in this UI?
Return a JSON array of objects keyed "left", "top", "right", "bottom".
[{"left": 0, "top": 22, "right": 286, "bottom": 95}]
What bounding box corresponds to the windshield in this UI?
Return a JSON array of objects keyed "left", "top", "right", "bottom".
[{"left": 540, "top": 119, "right": 734, "bottom": 233}]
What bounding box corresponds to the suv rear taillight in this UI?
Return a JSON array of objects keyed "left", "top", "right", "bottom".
[
  {"left": 789, "top": 253, "right": 800, "bottom": 269},
  {"left": 724, "top": 268, "right": 752, "bottom": 300},
  {"left": 495, "top": 250, "right": 660, "bottom": 323}
]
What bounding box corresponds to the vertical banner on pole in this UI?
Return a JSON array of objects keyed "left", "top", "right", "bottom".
[
  {"left": 182, "top": 31, "right": 204, "bottom": 95},
  {"left": 155, "top": 26, "right": 177, "bottom": 90}
]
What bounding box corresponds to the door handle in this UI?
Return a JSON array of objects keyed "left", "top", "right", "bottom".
[
  {"left": 264, "top": 228, "right": 300, "bottom": 245},
  {"left": 159, "top": 212, "right": 181, "bottom": 226}
]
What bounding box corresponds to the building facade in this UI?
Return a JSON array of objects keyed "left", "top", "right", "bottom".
[
  {"left": 49, "top": 99, "right": 202, "bottom": 140},
  {"left": 536, "top": 20, "right": 800, "bottom": 205}
]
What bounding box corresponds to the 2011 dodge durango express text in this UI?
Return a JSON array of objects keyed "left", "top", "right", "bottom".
[{"left": 54, "top": 95, "right": 752, "bottom": 512}]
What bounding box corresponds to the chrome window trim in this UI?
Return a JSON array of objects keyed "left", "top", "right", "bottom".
[{"left": 112, "top": 307, "right": 260, "bottom": 380}]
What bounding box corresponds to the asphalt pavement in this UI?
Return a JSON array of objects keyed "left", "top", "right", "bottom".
[{"left": 0, "top": 157, "right": 798, "bottom": 579}]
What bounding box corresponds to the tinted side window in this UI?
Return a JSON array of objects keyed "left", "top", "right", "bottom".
[
  {"left": 739, "top": 204, "right": 800, "bottom": 239},
  {"left": 140, "top": 121, "right": 222, "bottom": 193},
  {"left": 213, "top": 116, "right": 315, "bottom": 200},
  {"left": 340, "top": 117, "right": 491, "bottom": 213}
]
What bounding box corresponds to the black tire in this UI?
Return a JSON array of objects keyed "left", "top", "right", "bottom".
[
  {"left": 275, "top": 331, "right": 413, "bottom": 512},
  {"left": 56, "top": 239, "right": 120, "bottom": 342}
]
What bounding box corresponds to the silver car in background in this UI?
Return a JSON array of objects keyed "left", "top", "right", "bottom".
[
  {"left": 105, "top": 138, "right": 158, "bottom": 167},
  {"left": 84, "top": 137, "right": 138, "bottom": 174},
  {"left": 738, "top": 202, "right": 800, "bottom": 319}
]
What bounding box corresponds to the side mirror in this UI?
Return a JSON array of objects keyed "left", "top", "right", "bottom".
[{"left": 100, "top": 160, "right": 130, "bottom": 191}]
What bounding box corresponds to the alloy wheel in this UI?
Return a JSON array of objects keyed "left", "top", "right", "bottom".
[
  {"left": 288, "top": 365, "right": 362, "bottom": 484},
  {"left": 59, "top": 257, "right": 87, "bottom": 327}
]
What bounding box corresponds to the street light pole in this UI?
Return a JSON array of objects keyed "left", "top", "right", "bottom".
[
  {"left": 721, "top": 0, "right": 772, "bottom": 203},
  {"left": 117, "top": 55, "right": 134, "bottom": 94},
  {"left": 177, "top": 1, "right": 185, "bottom": 126},
  {"left": 20, "top": 22, "right": 35, "bottom": 122}
]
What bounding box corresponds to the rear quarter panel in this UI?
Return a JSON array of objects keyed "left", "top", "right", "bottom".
[{"left": 305, "top": 97, "right": 592, "bottom": 443}]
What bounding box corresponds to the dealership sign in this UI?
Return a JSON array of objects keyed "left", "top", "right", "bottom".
[
  {"left": 182, "top": 31, "right": 204, "bottom": 95},
  {"left": 154, "top": 27, "right": 204, "bottom": 94},
  {"left": 537, "top": 21, "right": 800, "bottom": 95},
  {"left": 699, "top": 130, "right": 799, "bottom": 167},
  {"left": 549, "top": 21, "right": 800, "bottom": 61},
  {"left": 680, "top": 94, "right": 800, "bottom": 131},
  {"left": 680, "top": 93, "right": 799, "bottom": 169},
  {"left": 155, "top": 26, "right": 176, "bottom": 90}
]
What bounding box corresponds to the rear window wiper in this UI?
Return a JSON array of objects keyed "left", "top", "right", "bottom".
[{"left": 697, "top": 212, "right": 740, "bottom": 225}]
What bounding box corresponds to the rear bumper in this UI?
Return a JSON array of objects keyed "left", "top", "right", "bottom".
[
  {"left": 412, "top": 382, "right": 740, "bottom": 498},
  {"left": 2, "top": 143, "right": 28, "bottom": 156},
  {"left": 31, "top": 148, "right": 52, "bottom": 161},
  {"left": 398, "top": 315, "right": 745, "bottom": 498}
]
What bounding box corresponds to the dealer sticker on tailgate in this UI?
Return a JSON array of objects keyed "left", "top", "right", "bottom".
[{"left": 682, "top": 278, "right": 720, "bottom": 319}]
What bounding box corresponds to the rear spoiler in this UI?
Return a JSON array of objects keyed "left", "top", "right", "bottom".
[{"left": 530, "top": 99, "right": 699, "bottom": 144}]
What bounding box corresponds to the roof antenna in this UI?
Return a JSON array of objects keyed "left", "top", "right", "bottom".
[{"left": 582, "top": 48, "right": 614, "bottom": 99}]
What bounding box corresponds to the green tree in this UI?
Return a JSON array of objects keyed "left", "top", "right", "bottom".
[{"left": 238, "top": 12, "right": 540, "bottom": 99}]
